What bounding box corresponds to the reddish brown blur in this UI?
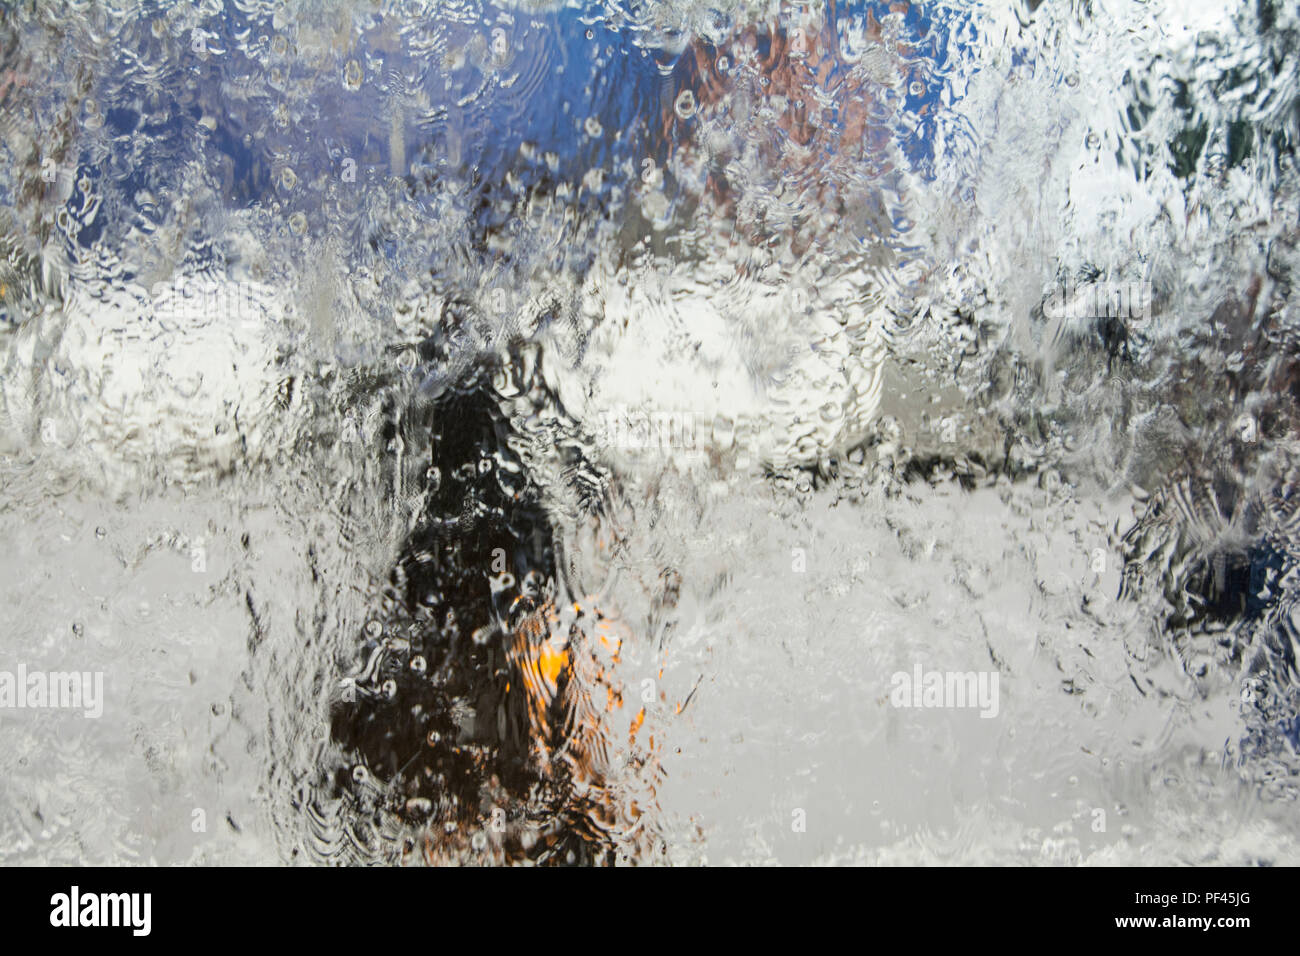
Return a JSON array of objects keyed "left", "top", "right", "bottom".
[{"left": 664, "top": 1, "right": 911, "bottom": 221}]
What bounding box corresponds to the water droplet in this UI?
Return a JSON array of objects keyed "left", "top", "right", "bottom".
[
  {"left": 584, "top": 116, "right": 603, "bottom": 137},
  {"left": 410, "top": 655, "right": 427, "bottom": 674},
  {"left": 382, "top": 679, "right": 397, "bottom": 699},
  {"left": 909, "top": 81, "right": 924, "bottom": 96},
  {"left": 343, "top": 59, "right": 363, "bottom": 91},
  {"left": 352, "top": 764, "right": 370, "bottom": 785},
  {"left": 674, "top": 89, "right": 697, "bottom": 120}
]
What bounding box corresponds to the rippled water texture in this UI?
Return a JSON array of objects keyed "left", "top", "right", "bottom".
[{"left": 2, "top": 0, "right": 1299, "bottom": 865}]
